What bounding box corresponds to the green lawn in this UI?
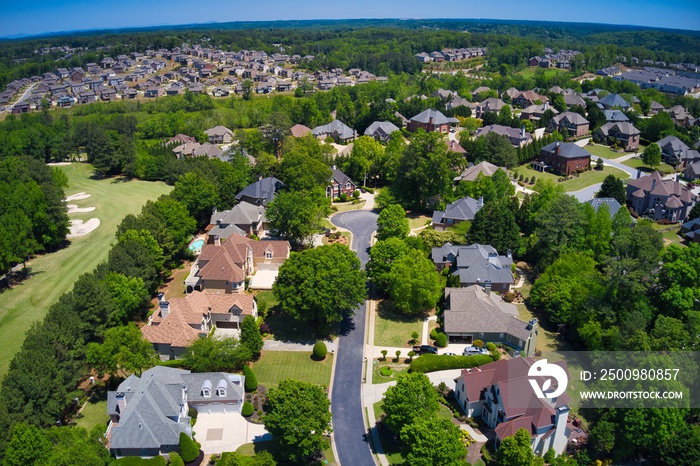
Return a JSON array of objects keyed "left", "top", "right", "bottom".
[
  {"left": 374, "top": 303, "right": 423, "bottom": 348},
  {"left": 622, "top": 157, "right": 676, "bottom": 175},
  {"left": 516, "top": 67, "right": 569, "bottom": 79},
  {"left": 252, "top": 351, "right": 334, "bottom": 390},
  {"left": 75, "top": 400, "right": 109, "bottom": 433},
  {"left": 0, "top": 163, "right": 171, "bottom": 380},
  {"left": 512, "top": 163, "right": 629, "bottom": 192},
  {"left": 333, "top": 200, "right": 366, "bottom": 212},
  {"left": 586, "top": 143, "right": 636, "bottom": 160},
  {"left": 372, "top": 362, "right": 410, "bottom": 384},
  {"left": 561, "top": 166, "right": 629, "bottom": 191},
  {"left": 235, "top": 439, "right": 336, "bottom": 465},
  {"left": 407, "top": 214, "right": 431, "bottom": 230}
]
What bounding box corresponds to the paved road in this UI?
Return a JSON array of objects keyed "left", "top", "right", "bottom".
[{"left": 330, "top": 210, "right": 378, "bottom": 466}]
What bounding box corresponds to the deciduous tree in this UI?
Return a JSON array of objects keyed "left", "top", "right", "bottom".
[
  {"left": 400, "top": 417, "right": 466, "bottom": 466},
  {"left": 387, "top": 249, "right": 443, "bottom": 315},
  {"left": 376, "top": 204, "right": 410, "bottom": 241},
  {"left": 596, "top": 174, "right": 626, "bottom": 205},
  {"left": 642, "top": 143, "right": 662, "bottom": 168},
  {"left": 263, "top": 379, "right": 331, "bottom": 464},
  {"left": 382, "top": 372, "right": 439, "bottom": 434}
]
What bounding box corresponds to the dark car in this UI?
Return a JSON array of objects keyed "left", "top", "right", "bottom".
[{"left": 412, "top": 345, "right": 438, "bottom": 354}]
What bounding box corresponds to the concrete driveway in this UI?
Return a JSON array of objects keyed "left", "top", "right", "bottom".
[
  {"left": 193, "top": 411, "right": 270, "bottom": 454},
  {"left": 249, "top": 270, "right": 278, "bottom": 289}
]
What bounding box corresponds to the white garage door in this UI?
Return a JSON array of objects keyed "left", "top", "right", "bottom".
[{"left": 203, "top": 404, "right": 228, "bottom": 414}]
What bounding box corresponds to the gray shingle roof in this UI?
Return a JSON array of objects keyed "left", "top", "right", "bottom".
[
  {"left": 443, "top": 286, "right": 530, "bottom": 340},
  {"left": 235, "top": 177, "right": 284, "bottom": 205},
  {"left": 586, "top": 198, "right": 622, "bottom": 218},
  {"left": 409, "top": 108, "right": 449, "bottom": 125},
  {"left": 541, "top": 142, "right": 591, "bottom": 159},
  {"left": 432, "top": 243, "right": 513, "bottom": 286},
  {"left": 312, "top": 119, "right": 355, "bottom": 141},
  {"left": 433, "top": 197, "right": 483, "bottom": 224},
  {"left": 599, "top": 93, "right": 630, "bottom": 108},
  {"left": 364, "top": 121, "right": 399, "bottom": 139}
]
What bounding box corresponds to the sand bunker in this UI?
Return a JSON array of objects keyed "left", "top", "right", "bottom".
[
  {"left": 67, "top": 218, "right": 100, "bottom": 238},
  {"left": 66, "top": 204, "right": 96, "bottom": 213},
  {"left": 64, "top": 192, "right": 92, "bottom": 202}
]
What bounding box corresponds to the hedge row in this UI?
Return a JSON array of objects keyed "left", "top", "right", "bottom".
[
  {"left": 109, "top": 456, "right": 167, "bottom": 466},
  {"left": 409, "top": 354, "right": 494, "bottom": 373}
]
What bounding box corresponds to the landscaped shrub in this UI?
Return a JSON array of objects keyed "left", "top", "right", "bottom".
[
  {"left": 490, "top": 349, "right": 502, "bottom": 361},
  {"left": 169, "top": 452, "right": 185, "bottom": 466},
  {"left": 435, "top": 333, "right": 448, "bottom": 347},
  {"left": 338, "top": 193, "right": 349, "bottom": 202},
  {"left": 380, "top": 366, "right": 393, "bottom": 377},
  {"left": 381, "top": 349, "right": 388, "bottom": 361},
  {"left": 109, "top": 457, "right": 167, "bottom": 466},
  {"left": 352, "top": 189, "right": 361, "bottom": 199},
  {"left": 530, "top": 176, "right": 536, "bottom": 184},
  {"left": 485, "top": 342, "right": 497, "bottom": 352},
  {"left": 429, "top": 329, "right": 438, "bottom": 340},
  {"left": 259, "top": 323, "right": 270, "bottom": 336},
  {"left": 242, "top": 401, "right": 254, "bottom": 417},
  {"left": 243, "top": 366, "right": 258, "bottom": 392},
  {"left": 188, "top": 407, "right": 198, "bottom": 420},
  {"left": 411, "top": 331, "right": 420, "bottom": 344},
  {"left": 312, "top": 341, "right": 328, "bottom": 360},
  {"left": 503, "top": 291, "right": 516, "bottom": 303},
  {"left": 178, "top": 432, "right": 199, "bottom": 463},
  {"left": 518, "top": 174, "right": 524, "bottom": 182},
  {"left": 409, "top": 354, "right": 494, "bottom": 373},
  {"left": 473, "top": 339, "right": 484, "bottom": 348},
  {"left": 408, "top": 350, "right": 416, "bottom": 361}
]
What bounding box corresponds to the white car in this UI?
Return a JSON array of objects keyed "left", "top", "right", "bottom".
[{"left": 463, "top": 346, "right": 489, "bottom": 356}]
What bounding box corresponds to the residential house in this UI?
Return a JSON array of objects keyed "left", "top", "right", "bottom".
[
  {"left": 585, "top": 198, "right": 624, "bottom": 220},
  {"left": 603, "top": 110, "right": 629, "bottom": 123},
  {"left": 290, "top": 124, "right": 312, "bottom": 138},
  {"left": 593, "top": 122, "right": 641, "bottom": 151},
  {"left": 454, "top": 161, "right": 500, "bottom": 182},
  {"left": 443, "top": 286, "right": 537, "bottom": 356},
  {"left": 626, "top": 171, "right": 697, "bottom": 222},
  {"left": 407, "top": 108, "right": 450, "bottom": 133},
  {"left": 185, "top": 234, "right": 290, "bottom": 294},
  {"left": 235, "top": 176, "right": 284, "bottom": 206},
  {"left": 431, "top": 197, "right": 483, "bottom": 231},
  {"left": 649, "top": 100, "right": 665, "bottom": 115},
  {"left": 168, "top": 134, "right": 197, "bottom": 145},
  {"left": 667, "top": 105, "right": 693, "bottom": 126},
  {"left": 106, "top": 366, "right": 245, "bottom": 458},
  {"left": 681, "top": 218, "right": 700, "bottom": 243},
  {"left": 548, "top": 112, "right": 590, "bottom": 138},
  {"left": 208, "top": 202, "right": 266, "bottom": 240},
  {"left": 447, "top": 140, "right": 467, "bottom": 155},
  {"left": 684, "top": 160, "right": 700, "bottom": 181},
  {"left": 475, "top": 125, "right": 532, "bottom": 148},
  {"left": 431, "top": 243, "right": 514, "bottom": 293},
  {"left": 471, "top": 86, "right": 491, "bottom": 98},
  {"left": 520, "top": 103, "right": 556, "bottom": 122},
  {"left": 327, "top": 167, "right": 356, "bottom": 198},
  {"left": 512, "top": 90, "right": 548, "bottom": 108},
  {"left": 204, "top": 125, "right": 233, "bottom": 144},
  {"left": 535, "top": 142, "right": 591, "bottom": 176},
  {"left": 657, "top": 135, "right": 700, "bottom": 165},
  {"left": 312, "top": 119, "right": 356, "bottom": 143},
  {"left": 364, "top": 121, "right": 400, "bottom": 143},
  {"left": 598, "top": 93, "right": 630, "bottom": 110},
  {"left": 562, "top": 93, "right": 586, "bottom": 108},
  {"left": 453, "top": 358, "right": 572, "bottom": 456},
  {"left": 171, "top": 142, "right": 222, "bottom": 159},
  {"left": 145, "top": 87, "right": 163, "bottom": 98},
  {"left": 475, "top": 98, "right": 507, "bottom": 119},
  {"left": 446, "top": 97, "right": 477, "bottom": 113}
]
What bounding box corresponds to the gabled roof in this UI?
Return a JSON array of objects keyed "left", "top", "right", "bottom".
[
  {"left": 443, "top": 285, "right": 527, "bottom": 339},
  {"left": 204, "top": 125, "right": 232, "bottom": 137},
  {"left": 657, "top": 135, "right": 689, "bottom": 155},
  {"left": 312, "top": 119, "right": 355, "bottom": 140},
  {"left": 628, "top": 171, "right": 696, "bottom": 204},
  {"left": 409, "top": 108, "right": 449, "bottom": 125},
  {"left": 432, "top": 243, "right": 514, "bottom": 287},
  {"left": 586, "top": 198, "right": 622, "bottom": 218},
  {"left": 454, "top": 161, "right": 500, "bottom": 182},
  {"left": 596, "top": 121, "right": 640, "bottom": 138},
  {"left": 551, "top": 111, "right": 589, "bottom": 127},
  {"left": 433, "top": 197, "right": 482, "bottom": 224},
  {"left": 364, "top": 121, "right": 400, "bottom": 138},
  {"left": 603, "top": 110, "right": 629, "bottom": 122},
  {"left": 290, "top": 124, "right": 311, "bottom": 138},
  {"left": 331, "top": 168, "right": 353, "bottom": 187},
  {"left": 541, "top": 142, "right": 591, "bottom": 159},
  {"left": 235, "top": 176, "right": 284, "bottom": 205}
]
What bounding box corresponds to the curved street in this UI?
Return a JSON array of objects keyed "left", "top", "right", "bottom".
[{"left": 330, "top": 210, "right": 378, "bottom": 466}]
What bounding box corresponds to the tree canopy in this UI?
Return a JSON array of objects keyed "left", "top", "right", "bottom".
[
  {"left": 382, "top": 372, "right": 439, "bottom": 434},
  {"left": 387, "top": 249, "right": 444, "bottom": 315},
  {"left": 376, "top": 204, "right": 410, "bottom": 241}
]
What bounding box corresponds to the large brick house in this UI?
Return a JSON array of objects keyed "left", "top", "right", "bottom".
[
  {"left": 626, "top": 171, "right": 697, "bottom": 222},
  {"left": 327, "top": 167, "right": 356, "bottom": 198},
  {"left": 431, "top": 243, "right": 514, "bottom": 294},
  {"left": 453, "top": 358, "right": 573, "bottom": 456},
  {"left": 535, "top": 142, "right": 591, "bottom": 176},
  {"left": 593, "top": 122, "right": 641, "bottom": 151},
  {"left": 204, "top": 125, "right": 233, "bottom": 144},
  {"left": 548, "top": 112, "right": 590, "bottom": 138},
  {"left": 407, "top": 108, "right": 450, "bottom": 133}
]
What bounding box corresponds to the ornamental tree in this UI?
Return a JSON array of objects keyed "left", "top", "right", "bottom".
[
  {"left": 263, "top": 379, "right": 331, "bottom": 463},
  {"left": 382, "top": 372, "right": 439, "bottom": 434}
]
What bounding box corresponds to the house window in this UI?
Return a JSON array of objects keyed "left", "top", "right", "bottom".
[
  {"left": 202, "top": 388, "right": 210, "bottom": 397},
  {"left": 217, "top": 387, "right": 226, "bottom": 397},
  {"left": 499, "top": 333, "right": 504, "bottom": 339},
  {"left": 265, "top": 251, "right": 272, "bottom": 259}
]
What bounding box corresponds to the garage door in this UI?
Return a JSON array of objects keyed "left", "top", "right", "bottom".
[
  {"left": 203, "top": 404, "right": 228, "bottom": 414},
  {"left": 216, "top": 321, "right": 239, "bottom": 329}
]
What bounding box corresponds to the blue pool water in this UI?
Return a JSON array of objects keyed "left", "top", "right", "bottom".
[{"left": 188, "top": 239, "right": 205, "bottom": 251}]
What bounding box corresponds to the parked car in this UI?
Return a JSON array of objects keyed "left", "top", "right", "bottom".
[
  {"left": 463, "top": 346, "right": 489, "bottom": 356},
  {"left": 443, "top": 352, "right": 457, "bottom": 356},
  {"left": 412, "top": 345, "right": 438, "bottom": 354}
]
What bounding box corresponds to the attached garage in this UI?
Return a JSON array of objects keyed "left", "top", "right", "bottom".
[
  {"left": 215, "top": 321, "right": 240, "bottom": 329},
  {"left": 195, "top": 403, "right": 237, "bottom": 414}
]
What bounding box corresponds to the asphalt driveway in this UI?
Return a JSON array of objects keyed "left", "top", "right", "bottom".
[{"left": 330, "top": 210, "right": 378, "bottom": 466}]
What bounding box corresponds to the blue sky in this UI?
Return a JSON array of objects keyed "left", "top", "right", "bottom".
[{"left": 1, "top": 0, "right": 698, "bottom": 37}]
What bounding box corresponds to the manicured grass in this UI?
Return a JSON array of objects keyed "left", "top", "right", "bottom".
[
  {"left": 252, "top": 351, "right": 333, "bottom": 390},
  {"left": 333, "top": 200, "right": 366, "bottom": 212},
  {"left": 322, "top": 231, "right": 352, "bottom": 245},
  {"left": 372, "top": 402, "right": 405, "bottom": 465},
  {"left": 0, "top": 163, "right": 171, "bottom": 380},
  {"left": 254, "top": 290, "right": 279, "bottom": 313},
  {"left": 75, "top": 400, "right": 109, "bottom": 433},
  {"left": 235, "top": 439, "right": 336, "bottom": 465},
  {"left": 372, "top": 362, "right": 410, "bottom": 384},
  {"left": 406, "top": 214, "right": 431, "bottom": 230},
  {"left": 622, "top": 157, "right": 675, "bottom": 175},
  {"left": 512, "top": 163, "right": 629, "bottom": 192},
  {"left": 374, "top": 304, "right": 423, "bottom": 348},
  {"left": 516, "top": 67, "right": 569, "bottom": 80},
  {"left": 586, "top": 143, "right": 634, "bottom": 160},
  {"left": 560, "top": 166, "right": 629, "bottom": 191}
]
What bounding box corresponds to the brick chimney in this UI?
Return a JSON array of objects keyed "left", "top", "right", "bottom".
[
  {"left": 484, "top": 280, "right": 492, "bottom": 296},
  {"left": 160, "top": 300, "right": 170, "bottom": 318},
  {"left": 521, "top": 126, "right": 526, "bottom": 138},
  {"left": 555, "top": 141, "right": 561, "bottom": 155}
]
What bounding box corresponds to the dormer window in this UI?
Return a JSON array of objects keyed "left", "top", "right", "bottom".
[
  {"left": 202, "top": 380, "right": 212, "bottom": 397},
  {"left": 265, "top": 251, "right": 273, "bottom": 259},
  {"left": 217, "top": 379, "right": 227, "bottom": 397}
]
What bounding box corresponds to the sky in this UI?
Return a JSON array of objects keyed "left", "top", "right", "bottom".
[{"left": 0, "top": 0, "right": 699, "bottom": 38}]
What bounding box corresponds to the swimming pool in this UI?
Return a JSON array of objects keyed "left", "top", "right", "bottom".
[{"left": 188, "top": 239, "right": 205, "bottom": 251}]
